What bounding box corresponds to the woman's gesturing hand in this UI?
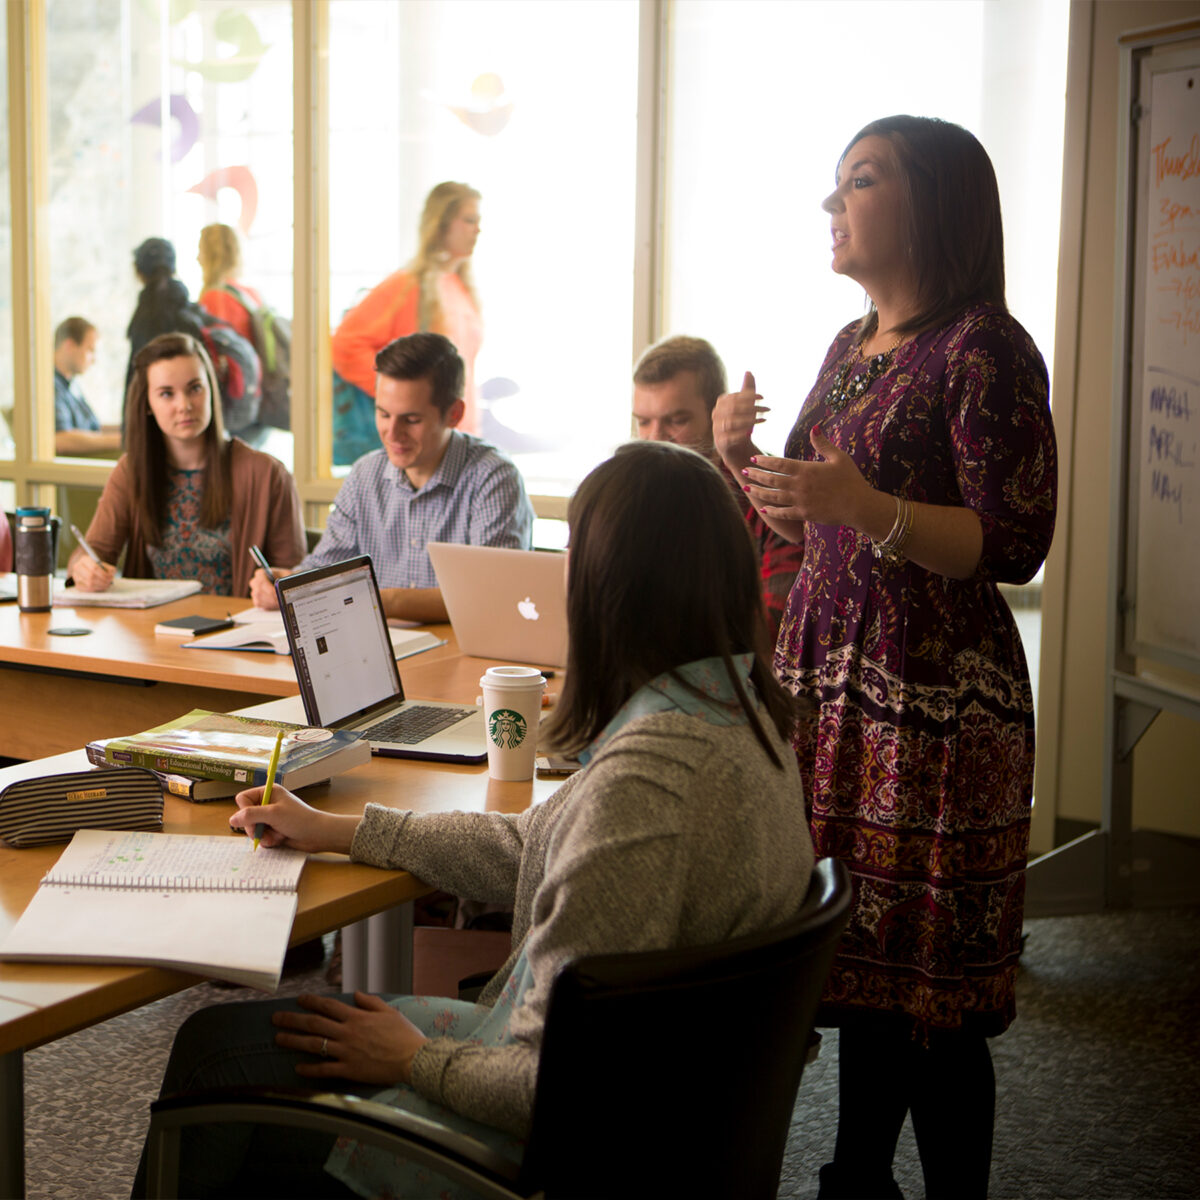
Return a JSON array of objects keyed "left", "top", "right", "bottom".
[
  {"left": 273, "top": 991, "right": 429, "bottom": 1085},
  {"left": 712, "top": 371, "right": 769, "bottom": 469},
  {"left": 742, "top": 425, "right": 875, "bottom": 529}
]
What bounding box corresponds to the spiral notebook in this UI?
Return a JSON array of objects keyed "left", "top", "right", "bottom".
[{"left": 0, "top": 828, "right": 307, "bottom": 990}]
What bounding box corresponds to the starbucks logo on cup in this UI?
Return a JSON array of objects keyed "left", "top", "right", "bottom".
[{"left": 488, "top": 708, "right": 528, "bottom": 750}]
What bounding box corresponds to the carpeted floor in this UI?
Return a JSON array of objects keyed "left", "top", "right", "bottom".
[
  {"left": 22, "top": 909, "right": 1200, "bottom": 1199},
  {"left": 777, "top": 906, "right": 1200, "bottom": 1200}
]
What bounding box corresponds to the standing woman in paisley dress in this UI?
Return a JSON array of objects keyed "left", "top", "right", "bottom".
[
  {"left": 714, "top": 115, "right": 1057, "bottom": 1200},
  {"left": 69, "top": 333, "right": 304, "bottom": 597}
]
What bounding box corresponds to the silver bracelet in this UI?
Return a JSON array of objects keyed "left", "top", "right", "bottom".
[{"left": 871, "top": 495, "right": 914, "bottom": 561}]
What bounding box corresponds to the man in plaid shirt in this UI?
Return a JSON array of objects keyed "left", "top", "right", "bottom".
[
  {"left": 251, "top": 332, "right": 533, "bottom": 622},
  {"left": 633, "top": 336, "right": 802, "bottom": 641}
]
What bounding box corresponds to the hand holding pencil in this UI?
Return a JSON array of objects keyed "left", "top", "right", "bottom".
[{"left": 231, "top": 778, "right": 359, "bottom": 855}]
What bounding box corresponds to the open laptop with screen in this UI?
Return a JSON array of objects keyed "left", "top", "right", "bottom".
[
  {"left": 428, "top": 543, "right": 568, "bottom": 669},
  {"left": 276, "top": 555, "right": 485, "bottom": 763}
]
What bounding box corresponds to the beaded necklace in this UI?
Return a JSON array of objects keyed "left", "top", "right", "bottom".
[{"left": 826, "top": 334, "right": 903, "bottom": 413}]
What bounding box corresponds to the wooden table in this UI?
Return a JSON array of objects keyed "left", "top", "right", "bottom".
[
  {"left": 0, "top": 612, "right": 561, "bottom": 1196},
  {"left": 0, "top": 595, "right": 459, "bottom": 760}
]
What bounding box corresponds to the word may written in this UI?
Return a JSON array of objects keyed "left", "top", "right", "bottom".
[{"left": 1150, "top": 469, "right": 1187, "bottom": 525}]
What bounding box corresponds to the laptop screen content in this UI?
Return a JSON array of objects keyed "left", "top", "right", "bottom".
[{"left": 279, "top": 559, "right": 402, "bottom": 726}]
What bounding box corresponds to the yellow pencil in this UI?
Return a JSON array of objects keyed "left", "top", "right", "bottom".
[{"left": 253, "top": 729, "right": 286, "bottom": 852}]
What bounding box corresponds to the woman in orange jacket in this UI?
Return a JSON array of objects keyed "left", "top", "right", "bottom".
[
  {"left": 197, "top": 223, "right": 263, "bottom": 344},
  {"left": 332, "top": 181, "right": 482, "bottom": 466}
]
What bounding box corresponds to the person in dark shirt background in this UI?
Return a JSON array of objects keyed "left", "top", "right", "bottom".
[{"left": 53, "top": 317, "right": 120, "bottom": 456}]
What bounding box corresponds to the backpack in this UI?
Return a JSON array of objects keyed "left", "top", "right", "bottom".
[
  {"left": 197, "top": 317, "right": 262, "bottom": 435},
  {"left": 220, "top": 284, "right": 291, "bottom": 429}
]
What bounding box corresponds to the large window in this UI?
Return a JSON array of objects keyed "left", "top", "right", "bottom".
[
  {"left": 328, "top": 0, "right": 640, "bottom": 496},
  {"left": 45, "top": 0, "right": 293, "bottom": 463},
  {"left": 1, "top": 0, "right": 1070, "bottom": 537},
  {"left": 659, "top": 0, "right": 1069, "bottom": 724},
  {"left": 662, "top": 0, "right": 1070, "bottom": 453}
]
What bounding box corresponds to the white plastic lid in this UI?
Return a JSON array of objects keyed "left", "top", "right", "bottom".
[{"left": 479, "top": 665, "right": 547, "bottom": 689}]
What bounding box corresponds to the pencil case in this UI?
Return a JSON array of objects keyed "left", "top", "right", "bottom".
[{"left": 0, "top": 767, "right": 164, "bottom": 848}]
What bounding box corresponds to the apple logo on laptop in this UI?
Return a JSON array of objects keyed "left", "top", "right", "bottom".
[{"left": 517, "top": 596, "right": 540, "bottom": 622}]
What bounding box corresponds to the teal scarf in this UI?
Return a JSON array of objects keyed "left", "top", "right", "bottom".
[{"left": 578, "top": 652, "right": 757, "bottom": 765}]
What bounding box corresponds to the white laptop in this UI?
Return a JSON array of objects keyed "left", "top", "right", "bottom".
[
  {"left": 428, "top": 543, "right": 568, "bottom": 669},
  {"left": 276, "top": 555, "right": 486, "bottom": 763}
]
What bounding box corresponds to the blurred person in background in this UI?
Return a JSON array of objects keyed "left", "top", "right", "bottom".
[
  {"left": 54, "top": 317, "right": 121, "bottom": 456},
  {"left": 197, "top": 223, "right": 262, "bottom": 344},
  {"left": 633, "top": 334, "right": 803, "bottom": 640},
  {"left": 332, "top": 181, "right": 483, "bottom": 465}
]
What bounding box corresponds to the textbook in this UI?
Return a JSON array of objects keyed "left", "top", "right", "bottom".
[
  {"left": 82, "top": 742, "right": 338, "bottom": 802},
  {"left": 96, "top": 709, "right": 371, "bottom": 787},
  {"left": 82, "top": 743, "right": 243, "bottom": 801},
  {"left": 147, "top": 769, "right": 244, "bottom": 802},
  {"left": 0, "top": 828, "right": 307, "bottom": 990}
]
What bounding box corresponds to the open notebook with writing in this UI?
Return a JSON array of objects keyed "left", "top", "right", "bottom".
[{"left": 0, "top": 828, "right": 306, "bottom": 990}]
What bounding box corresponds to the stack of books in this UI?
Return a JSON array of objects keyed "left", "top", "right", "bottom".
[{"left": 87, "top": 708, "right": 371, "bottom": 801}]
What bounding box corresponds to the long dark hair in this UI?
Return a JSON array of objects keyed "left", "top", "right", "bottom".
[
  {"left": 124, "top": 333, "right": 231, "bottom": 544},
  {"left": 541, "top": 441, "right": 796, "bottom": 766},
  {"left": 845, "top": 115, "right": 1007, "bottom": 342}
]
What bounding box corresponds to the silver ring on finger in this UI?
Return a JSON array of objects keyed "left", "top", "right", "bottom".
[{"left": 320, "top": 1037, "right": 329, "bottom": 1057}]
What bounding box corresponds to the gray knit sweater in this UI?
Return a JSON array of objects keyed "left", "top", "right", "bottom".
[{"left": 349, "top": 710, "right": 814, "bottom": 1137}]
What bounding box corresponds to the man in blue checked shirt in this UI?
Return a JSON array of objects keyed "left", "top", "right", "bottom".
[{"left": 250, "top": 332, "right": 533, "bottom": 622}]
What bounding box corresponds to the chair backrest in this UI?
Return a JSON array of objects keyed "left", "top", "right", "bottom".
[{"left": 520, "top": 857, "right": 852, "bottom": 1200}]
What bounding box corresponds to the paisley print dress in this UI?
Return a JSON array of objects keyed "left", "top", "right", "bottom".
[{"left": 775, "top": 304, "right": 1057, "bottom": 1034}]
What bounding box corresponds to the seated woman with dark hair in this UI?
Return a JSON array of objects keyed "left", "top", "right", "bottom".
[
  {"left": 132, "top": 439, "right": 815, "bottom": 1199},
  {"left": 69, "top": 332, "right": 304, "bottom": 597}
]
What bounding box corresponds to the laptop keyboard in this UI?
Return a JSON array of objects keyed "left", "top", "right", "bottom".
[{"left": 366, "top": 704, "right": 475, "bottom": 746}]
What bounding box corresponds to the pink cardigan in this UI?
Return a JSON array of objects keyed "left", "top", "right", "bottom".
[{"left": 81, "top": 438, "right": 305, "bottom": 596}]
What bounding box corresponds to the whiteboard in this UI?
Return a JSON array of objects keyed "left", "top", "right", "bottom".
[{"left": 1127, "top": 50, "right": 1200, "bottom": 669}]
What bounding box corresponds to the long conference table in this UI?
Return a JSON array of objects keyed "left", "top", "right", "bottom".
[{"left": 0, "top": 593, "right": 560, "bottom": 1197}]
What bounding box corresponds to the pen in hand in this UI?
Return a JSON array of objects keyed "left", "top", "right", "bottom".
[
  {"left": 70, "top": 523, "right": 115, "bottom": 573},
  {"left": 70, "top": 524, "right": 104, "bottom": 565},
  {"left": 253, "top": 729, "right": 286, "bottom": 852},
  {"left": 69, "top": 523, "right": 116, "bottom": 589},
  {"left": 248, "top": 544, "right": 276, "bottom": 583}
]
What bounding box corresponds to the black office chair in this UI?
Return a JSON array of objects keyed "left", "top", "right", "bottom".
[{"left": 145, "top": 857, "right": 852, "bottom": 1200}]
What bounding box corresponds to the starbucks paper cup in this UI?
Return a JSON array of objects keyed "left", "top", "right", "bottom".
[{"left": 479, "top": 666, "right": 547, "bottom": 781}]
